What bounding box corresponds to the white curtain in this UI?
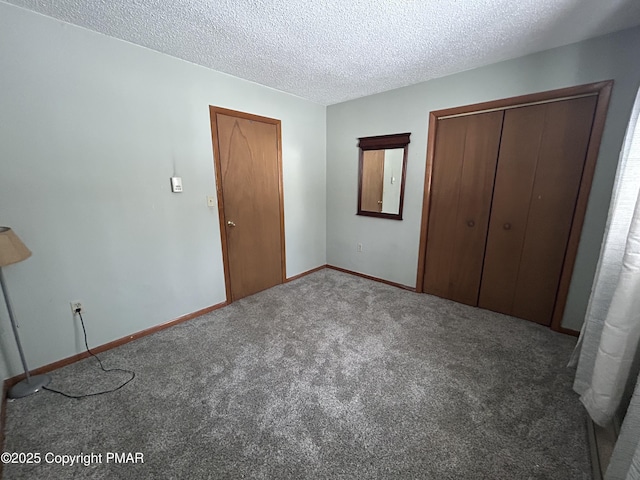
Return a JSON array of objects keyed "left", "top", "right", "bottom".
[
  {"left": 577, "top": 195, "right": 640, "bottom": 425},
  {"left": 572, "top": 87, "right": 640, "bottom": 480},
  {"left": 608, "top": 377, "right": 640, "bottom": 480}
]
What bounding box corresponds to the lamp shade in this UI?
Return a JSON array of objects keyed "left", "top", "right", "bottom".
[{"left": 0, "top": 227, "right": 31, "bottom": 267}]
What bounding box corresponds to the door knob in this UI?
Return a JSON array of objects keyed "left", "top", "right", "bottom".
[
  {"left": 377, "top": 200, "right": 383, "bottom": 204},
  {"left": 467, "top": 220, "right": 475, "bottom": 227},
  {"left": 503, "top": 222, "right": 511, "bottom": 230},
  {"left": 227, "top": 221, "right": 236, "bottom": 227}
]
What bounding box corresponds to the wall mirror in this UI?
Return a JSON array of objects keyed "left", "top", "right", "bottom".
[{"left": 357, "top": 133, "right": 410, "bottom": 220}]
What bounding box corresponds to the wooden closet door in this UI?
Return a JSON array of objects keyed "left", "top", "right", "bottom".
[
  {"left": 361, "top": 150, "right": 385, "bottom": 212},
  {"left": 478, "top": 96, "right": 598, "bottom": 324},
  {"left": 423, "top": 111, "right": 503, "bottom": 305}
]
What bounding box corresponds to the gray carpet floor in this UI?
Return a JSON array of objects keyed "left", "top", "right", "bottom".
[{"left": 3, "top": 269, "right": 590, "bottom": 479}]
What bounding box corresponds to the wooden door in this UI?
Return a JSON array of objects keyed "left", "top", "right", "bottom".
[
  {"left": 478, "top": 96, "right": 598, "bottom": 324},
  {"left": 210, "top": 108, "right": 285, "bottom": 302},
  {"left": 423, "top": 111, "right": 503, "bottom": 305},
  {"left": 361, "top": 150, "right": 385, "bottom": 212}
]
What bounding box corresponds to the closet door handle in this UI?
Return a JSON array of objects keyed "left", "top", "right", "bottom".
[
  {"left": 503, "top": 222, "right": 511, "bottom": 230},
  {"left": 467, "top": 220, "right": 475, "bottom": 227}
]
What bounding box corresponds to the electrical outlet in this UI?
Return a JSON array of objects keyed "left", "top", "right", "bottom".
[
  {"left": 357, "top": 243, "right": 363, "bottom": 253},
  {"left": 70, "top": 301, "right": 83, "bottom": 314}
]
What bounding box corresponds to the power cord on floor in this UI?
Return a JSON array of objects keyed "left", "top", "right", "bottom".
[{"left": 43, "top": 310, "right": 135, "bottom": 399}]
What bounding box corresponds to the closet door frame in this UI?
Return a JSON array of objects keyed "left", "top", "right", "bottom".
[{"left": 416, "top": 80, "right": 613, "bottom": 334}]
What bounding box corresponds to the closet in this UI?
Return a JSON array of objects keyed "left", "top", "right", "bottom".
[{"left": 419, "top": 82, "right": 612, "bottom": 328}]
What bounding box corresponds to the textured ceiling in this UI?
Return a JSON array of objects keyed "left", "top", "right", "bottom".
[{"left": 5, "top": 0, "right": 640, "bottom": 105}]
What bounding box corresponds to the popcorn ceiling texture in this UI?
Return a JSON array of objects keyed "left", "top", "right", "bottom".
[{"left": 5, "top": 0, "right": 640, "bottom": 104}]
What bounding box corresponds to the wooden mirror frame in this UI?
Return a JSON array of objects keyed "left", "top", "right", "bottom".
[{"left": 357, "top": 133, "right": 411, "bottom": 220}]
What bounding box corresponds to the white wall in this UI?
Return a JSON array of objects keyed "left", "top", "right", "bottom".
[
  {"left": 0, "top": 3, "right": 326, "bottom": 382},
  {"left": 327, "top": 26, "right": 640, "bottom": 331}
]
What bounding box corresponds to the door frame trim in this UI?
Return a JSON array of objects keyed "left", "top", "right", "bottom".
[
  {"left": 209, "top": 106, "right": 287, "bottom": 303},
  {"left": 415, "top": 80, "right": 613, "bottom": 331}
]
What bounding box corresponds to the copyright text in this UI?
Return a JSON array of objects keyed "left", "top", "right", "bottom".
[{"left": 1, "top": 451, "right": 144, "bottom": 466}]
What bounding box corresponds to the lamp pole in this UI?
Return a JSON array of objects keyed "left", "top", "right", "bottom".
[
  {"left": 0, "top": 226, "right": 52, "bottom": 399},
  {"left": 1, "top": 266, "right": 52, "bottom": 398},
  {"left": 0, "top": 268, "right": 32, "bottom": 382}
]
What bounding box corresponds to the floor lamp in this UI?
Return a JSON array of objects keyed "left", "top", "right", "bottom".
[{"left": 0, "top": 226, "right": 51, "bottom": 398}]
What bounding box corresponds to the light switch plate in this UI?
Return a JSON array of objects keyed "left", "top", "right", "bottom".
[
  {"left": 170, "top": 176, "right": 183, "bottom": 193},
  {"left": 207, "top": 196, "right": 216, "bottom": 207}
]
